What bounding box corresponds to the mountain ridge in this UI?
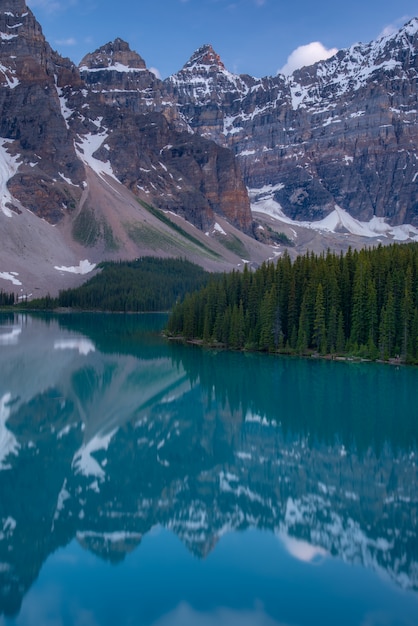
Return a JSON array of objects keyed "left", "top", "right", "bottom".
[
  {"left": 167, "top": 17, "right": 418, "bottom": 225},
  {"left": 1, "top": 1, "right": 418, "bottom": 296}
]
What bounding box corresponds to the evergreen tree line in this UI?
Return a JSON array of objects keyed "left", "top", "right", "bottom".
[
  {"left": 27, "top": 257, "right": 214, "bottom": 312},
  {"left": 166, "top": 243, "right": 418, "bottom": 363},
  {"left": 0, "top": 290, "right": 16, "bottom": 306}
]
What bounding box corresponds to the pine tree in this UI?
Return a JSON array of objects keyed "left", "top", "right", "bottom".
[
  {"left": 336, "top": 310, "right": 346, "bottom": 354},
  {"left": 297, "top": 293, "right": 310, "bottom": 354},
  {"left": 365, "top": 278, "right": 378, "bottom": 351},
  {"left": 401, "top": 264, "right": 414, "bottom": 360},
  {"left": 327, "top": 305, "right": 338, "bottom": 353},
  {"left": 350, "top": 256, "right": 370, "bottom": 348},
  {"left": 313, "top": 283, "right": 327, "bottom": 354},
  {"left": 379, "top": 290, "right": 396, "bottom": 359}
]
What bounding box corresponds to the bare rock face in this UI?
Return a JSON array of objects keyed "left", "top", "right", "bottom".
[
  {"left": 0, "top": 2, "right": 84, "bottom": 222},
  {"left": 77, "top": 39, "right": 179, "bottom": 124},
  {"left": 82, "top": 107, "right": 252, "bottom": 232},
  {"left": 167, "top": 22, "right": 418, "bottom": 226},
  {"left": 79, "top": 38, "right": 147, "bottom": 71},
  {"left": 71, "top": 39, "right": 253, "bottom": 232}
]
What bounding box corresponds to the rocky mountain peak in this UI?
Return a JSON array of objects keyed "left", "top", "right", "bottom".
[
  {"left": 404, "top": 16, "right": 418, "bottom": 33},
  {"left": 168, "top": 43, "right": 250, "bottom": 111},
  {"left": 385, "top": 16, "right": 418, "bottom": 44},
  {"left": 184, "top": 44, "right": 226, "bottom": 71},
  {"left": 79, "top": 38, "right": 147, "bottom": 71}
]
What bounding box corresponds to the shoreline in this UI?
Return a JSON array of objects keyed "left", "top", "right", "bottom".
[{"left": 166, "top": 335, "right": 409, "bottom": 367}]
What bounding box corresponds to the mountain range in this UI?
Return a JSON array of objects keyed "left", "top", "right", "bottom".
[{"left": 1, "top": 0, "right": 418, "bottom": 296}]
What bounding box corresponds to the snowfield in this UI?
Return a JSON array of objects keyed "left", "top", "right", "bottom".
[
  {"left": 54, "top": 260, "right": 96, "bottom": 275},
  {"left": 250, "top": 186, "right": 418, "bottom": 242},
  {"left": 0, "top": 139, "right": 20, "bottom": 217}
]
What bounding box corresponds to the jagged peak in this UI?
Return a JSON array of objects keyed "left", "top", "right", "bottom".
[
  {"left": 344, "top": 16, "right": 418, "bottom": 58},
  {"left": 406, "top": 16, "right": 418, "bottom": 32},
  {"left": 383, "top": 16, "right": 418, "bottom": 41},
  {"left": 183, "top": 44, "right": 226, "bottom": 72},
  {"left": 289, "top": 15, "right": 418, "bottom": 95},
  {"left": 79, "top": 39, "right": 147, "bottom": 72}
]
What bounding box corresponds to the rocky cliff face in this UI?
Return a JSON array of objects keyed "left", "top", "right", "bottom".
[
  {"left": 167, "top": 23, "right": 418, "bottom": 226},
  {"left": 71, "top": 40, "right": 253, "bottom": 232},
  {"left": 0, "top": 1, "right": 84, "bottom": 222}
]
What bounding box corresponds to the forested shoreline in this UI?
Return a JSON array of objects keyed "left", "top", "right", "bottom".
[
  {"left": 2, "top": 258, "right": 213, "bottom": 313},
  {"left": 166, "top": 243, "right": 418, "bottom": 364}
]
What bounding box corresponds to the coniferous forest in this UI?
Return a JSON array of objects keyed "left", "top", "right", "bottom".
[
  {"left": 0, "top": 291, "right": 16, "bottom": 306},
  {"left": 166, "top": 243, "right": 418, "bottom": 364},
  {"left": 18, "top": 258, "right": 213, "bottom": 312}
]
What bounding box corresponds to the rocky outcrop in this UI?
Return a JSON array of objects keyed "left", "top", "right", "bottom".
[{"left": 78, "top": 39, "right": 173, "bottom": 119}]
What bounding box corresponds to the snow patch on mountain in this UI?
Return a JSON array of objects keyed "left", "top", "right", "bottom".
[
  {"left": 75, "top": 129, "right": 118, "bottom": 182},
  {"left": 0, "top": 139, "right": 20, "bottom": 216},
  {"left": 169, "top": 45, "right": 250, "bottom": 105},
  {"left": 0, "top": 271, "right": 22, "bottom": 286},
  {"left": 55, "top": 80, "right": 73, "bottom": 131},
  {"left": 250, "top": 186, "right": 418, "bottom": 242},
  {"left": 54, "top": 260, "right": 96, "bottom": 275},
  {"left": 79, "top": 62, "right": 145, "bottom": 74}
]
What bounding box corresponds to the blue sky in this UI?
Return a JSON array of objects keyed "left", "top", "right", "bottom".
[{"left": 26, "top": 0, "right": 418, "bottom": 78}]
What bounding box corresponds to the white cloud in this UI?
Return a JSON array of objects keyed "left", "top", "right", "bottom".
[
  {"left": 378, "top": 15, "right": 411, "bottom": 38},
  {"left": 149, "top": 67, "right": 161, "bottom": 79},
  {"left": 278, "top": 41, "right": 338, "bottom": 76}
]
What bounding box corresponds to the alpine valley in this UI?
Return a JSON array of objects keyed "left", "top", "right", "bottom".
[{"left": 1, "top": 0, "right": 418, "bottom": 296}]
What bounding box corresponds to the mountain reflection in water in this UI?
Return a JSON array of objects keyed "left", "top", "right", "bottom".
[{"left": 0, "top": 313, "right": 417, "bottom": 623}]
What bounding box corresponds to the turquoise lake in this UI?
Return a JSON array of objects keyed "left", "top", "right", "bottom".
[{"left": 0, "top": 312, "right": 417, "bottom": 626}]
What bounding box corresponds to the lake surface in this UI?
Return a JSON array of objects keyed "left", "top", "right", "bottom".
[{"left": 0, "top": 312, "right": 417, "bottom": 626}]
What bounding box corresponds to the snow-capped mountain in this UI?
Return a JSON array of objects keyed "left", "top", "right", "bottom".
[
  {"left": 1, "top": 0, "right": 418, "bottom": 295},
  {"left": 168, "top": 20, "right": 418, "bottom": 225}
]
